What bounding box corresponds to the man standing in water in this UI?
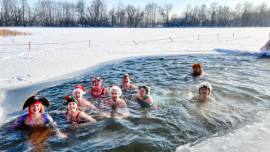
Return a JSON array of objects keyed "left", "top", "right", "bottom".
[
  {"left": 191, "top": 63, "right": 205, "bottom": 77},
  {"left": 104, "top": 86, "right": 129, "bottom": 118},
  {"left": 105, "top": 86, "right": 127, "bottom": 108}
]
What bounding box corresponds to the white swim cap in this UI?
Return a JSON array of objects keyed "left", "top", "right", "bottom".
[
  {"left": 109, "top": 86, "right": 122, "bottom": 96},
  {"left": 197, "top": 82, "right": 212, "bottom": 92}
]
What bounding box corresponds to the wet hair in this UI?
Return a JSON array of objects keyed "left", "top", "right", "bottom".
[{"left": 139, "top": 86, "right": 149, "bottom": 94}]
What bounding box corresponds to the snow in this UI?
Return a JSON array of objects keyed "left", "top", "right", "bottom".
[
  {"left": 0, "top": 27, "right": 270, "bottom": 151},
  {"left": 0, "top": 27, "right": 269, "bottom": 89}
]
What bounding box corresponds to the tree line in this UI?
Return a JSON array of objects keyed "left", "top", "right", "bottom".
[{"left": 1, "top": 0, "right": 270, "bottom": 27}]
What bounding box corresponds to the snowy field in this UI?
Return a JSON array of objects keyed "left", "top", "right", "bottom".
[{"left": 0, "top": 27, "right": 270, "bottom": 151}]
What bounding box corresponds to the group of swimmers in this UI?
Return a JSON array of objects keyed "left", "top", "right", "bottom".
[{"left": 8, "top": 63, "right": 214, "bottom": 139}]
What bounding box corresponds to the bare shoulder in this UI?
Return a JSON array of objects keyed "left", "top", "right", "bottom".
[
  {"left": 131, "top": 84, "right": 138, "bottom": 89},
  {"left": 104, "top": 99, "right": 111, "bottom": 105}
]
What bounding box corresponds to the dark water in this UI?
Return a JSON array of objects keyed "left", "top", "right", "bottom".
[{"left": 1, "top": 54, "right": 270, "bottom": 152}]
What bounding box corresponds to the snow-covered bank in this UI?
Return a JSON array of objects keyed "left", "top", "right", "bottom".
[
  {"left": 1, "top": 27, "right": 270, "bottom": 152},
  {"left": 0, "top": 27, "right": 269, "bottom": 89}
]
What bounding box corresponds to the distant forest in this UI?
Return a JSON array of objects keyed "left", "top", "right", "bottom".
[{"left": 1, "top": 0, "right": 270, "bottom": 27}]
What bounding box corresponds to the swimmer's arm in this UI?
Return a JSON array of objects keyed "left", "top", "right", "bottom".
[
  {"left": 136, "top": 95, "right": 142, "bottom": 100},
  {"left": 80, "top": 112, "right": 96, "bottom": 123},
  {"left": 46, "top": 114, "right": 67, "bottom": 138},
  {"left": 103, "top": 87, "right": 109, "bottom": 95},
  {"left": 88, "top": 88, "right": 93, "bottom": 95},
  {"left": 210, "top": 97, "right": 216, "bottom": 102},
  {"left": 145, "top": 96, "right": 153, "bottom": 104},
  {"left": 122, "top": 108, "right": 130, "bottom": 118},
  {"left": 9, "top": 115, "right": 26, "bottom": 130},
  {"left": 192, "top": 96, "right": 197, "bottom": 100},
  {"left": 120, "top": 100, "right": 128, "bottom": 108},
  {"left": 54, "top": 128, "right": 68, "bottom": 138},
  {"left": 130, "top": 84, "right": 138, "bottom": 89},
  {"left": 85, "top": 99, "right": 98, "bottom": 110},
  {"left": 104, "top": 99, "right": 110, "bottom": 105},
  {"left": 115, "top": 108, "right": 130, "bottom": 119}
]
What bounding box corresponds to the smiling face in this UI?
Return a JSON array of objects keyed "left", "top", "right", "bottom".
[
  {"left": 139, "top": 87, "right": 147, "bottom": 97},
  {"left": 68, "top": 102, "right": 78, "bottom": 111},
  {"left": 193, "top": 66, "right": 201, "bottom": 73},
  {"left": 93, "top": 81, "right": 101, "bottom": 88},
  {"left": 73, "top": 91, "right": 82, "bottom": 99},
  {"left": 111, "top": 89, "right": 119, "bottom": 101},
  {"left": 122, "top": 77, "right": 130, "bottom": 84},
  {"left": 199, "top": 86, "right": 210, "bottom": 96},
  {"left": 30, "top": 103, "right": 42, "bottom": 115}
]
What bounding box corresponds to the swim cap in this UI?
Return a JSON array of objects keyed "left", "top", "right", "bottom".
[
  {"left": 109, "top": 86, "right": 122, "bottom": 96},
  {"left": 73, "top": 85, "right": 85, "bottom": 95},
  {"left": 192, "top": 63, "right": 202, "bottom": 69},
  {"left": 64, "top": 96, "right": 78, "bottom": 105},
  {"left": 197, "top": 82, "right": 212, "bottom": 92}
]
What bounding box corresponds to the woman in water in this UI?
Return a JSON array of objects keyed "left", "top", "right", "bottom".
[
  {"left": 136, "top": 86, "right": 157, "bottom": 109},
  {"left": 88, "top": 77, "right": 109, "bottom": 99},
  {"left": 118, "top": 74, "right": 138, "bottom": 90},
  {"left": 73, "top": 85, "right": 97, "bottom": 111},
  {"left": 191, "top": 63, "right": 205, "bottom": 77},
  {"left": 10, "top": 95, "right": 67, "bottom": 138},
  {"left": 192, "top": 82, "right": 215, "bottom": 102},
  {"left": 64, "top": 96, "right": 96, "bottom": 124}
]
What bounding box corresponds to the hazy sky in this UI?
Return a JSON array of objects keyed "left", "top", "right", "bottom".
[{"left": 28, "top": 0, "right": 270, "bottom": 14}]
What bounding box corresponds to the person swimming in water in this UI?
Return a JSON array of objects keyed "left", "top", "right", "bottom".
[
  {"left": 260, "top": 39, "right": 270, "bottom": 54},
  {"left": 64, "top": 96, "right": 96, "bottom": 124},
  {"left": 104, "top": 86, "right": 129, "bottom": 118},
  {"left": 73, "top": 85, "right": 97, "bottom": 111},
  {"left": 88, "top": 77, "right": 109, "bottom": 99},
  {"left": 10, "top": 95, "right": 67, "bottom": 138},
  {"left": 118, "top": 74, "right": 138, "bottom": 90},
  {"left": 136, "top": 86, "right": 157, "bottom": 109},
  {"left": 191, "top": 63, "right": 205, "bottom": 77},
  {"left": 192, "top": 82, "right": 215, "bottom": 102}
]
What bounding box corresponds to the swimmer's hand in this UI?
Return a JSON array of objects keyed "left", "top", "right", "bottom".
[
  {"left": 57, "top": 131, "right": 67, "bottom": 139},
  {"left": 101, "top": 113, "right": 111, "bottom": 118}
]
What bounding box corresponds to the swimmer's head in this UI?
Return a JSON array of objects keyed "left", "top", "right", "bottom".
[
  {"left": 139, "top": 86, "right": 149, "bottom": 95},
  {"left": 123, "top": 74, "right": 131, "bottom": 83},
  {"left": 197, "top": 82, "right": 212, "bottom": 95},
  {"left": 73, "top": 85, "right": 85, "bottom": 96},
  {"left": 92, "top": 77, "right": 102, "bottom": 83},
  {"left": 123, "top": 74, "right": 131, "bottom": 79},
  {"left": 64, "top": 96, "right": 78, "bottom": 105},
  {"left": 192, "top": 63, "right": 202, "bottom": 69},
  {"left": 23, "top": 95, "right": 50, "bottom": 110},
  {"left": 23, "top": 95, "right": 49, "bottom": 120},
  {"left": 109, "top": 86, "right": 122, "bottom": 96}
]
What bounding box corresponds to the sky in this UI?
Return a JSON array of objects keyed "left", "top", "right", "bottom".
[{"left": 27, "top": 0, "right": 270, "bottom": 14}]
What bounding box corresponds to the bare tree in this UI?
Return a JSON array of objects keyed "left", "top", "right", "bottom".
[
  {"left": 115, "top": 2, "right": 126, "bottom": 27},
  {"left": 217, "top": 5, "right": 231, "bottom": 26},
  {"left": 76, "top": 0, "right": 86, "bottom": 26},
  {"left": 199, "top": 4, "right": 208, "bottom": 26},
  {"left": 144, "top": 2, "right": 159, "bottom": 27},
  {"left": 87, "top": 0, "right": 107, "bottom": 26},
  {"left": 108, "top": 6, "right": 116, "bottom": 27},
  {"left": 126, "top": 4, "right": 136, "bottom": 27},
  {"left": 2, "top": 0, "right": 13, "bottom": 26},
  {"left": 209, "top": 2, "right": 218, "bottom": 26},
  {"left": 241, "top": 2, "right": 253, "bottom": 27},
  {"left": 159, "top": 3, "right": 173, "bottom": 26}
]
